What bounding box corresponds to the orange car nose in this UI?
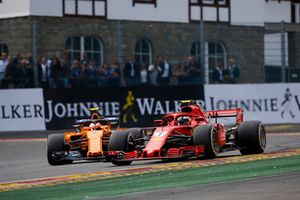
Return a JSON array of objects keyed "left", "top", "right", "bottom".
[{"left": 87, "top": 130, "right": 104, "bottom": 157}]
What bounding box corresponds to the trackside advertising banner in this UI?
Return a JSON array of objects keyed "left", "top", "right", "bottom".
[
  {"left": 44, "top": 86, "right": 205, "bottom": 130},
  {"left": 0, "top": 89, "right": 46, "bottom": 131},
  {"left": 204, "top": 83, "right": 300, "bottom": 124}
]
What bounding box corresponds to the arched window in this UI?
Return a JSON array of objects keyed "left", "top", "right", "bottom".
[
  {"left": 191, "top": 41, "right": 226, "bottom": 83},
  {"left": 191, "top": 41, "right": 226, "bottom": 68},
  {"left": 66, "top": 36, "right": 103, "bottom": 65},
  {"left": 0, "top": 44, "right": 8, "bottom": 54},
  {"left": 135, "top": 38, "right": 152, "bottom": 65},
  {"left": 207, "top": 42, "right": 226, "bottom": 70}
]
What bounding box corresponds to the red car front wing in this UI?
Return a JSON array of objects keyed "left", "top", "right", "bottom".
[{"left": 108, "top": 145, "right": 205, "bottom": 161}]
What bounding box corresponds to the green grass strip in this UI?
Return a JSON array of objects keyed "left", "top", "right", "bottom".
[{"left": 1, "top": 155, "right": 300, "bottom": 200}]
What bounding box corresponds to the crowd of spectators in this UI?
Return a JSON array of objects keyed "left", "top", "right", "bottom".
[
  {"left": 0, "top": 51, "right": 239, "bottom": 89},
  {"left": 0, "top": 52, "right": 34, "bottom": 88}
]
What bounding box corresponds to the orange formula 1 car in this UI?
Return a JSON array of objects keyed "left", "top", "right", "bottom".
[
  {"left": 47, "top": 108, "right": 119, "bottom": 165},
  {"left": 107, "top": 100, "right": 266, "bottom": 166}
]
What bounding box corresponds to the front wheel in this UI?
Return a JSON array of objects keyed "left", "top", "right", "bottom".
[
  {"left": 193, "top": 125, "right": 219, "bottom": 158},
  {"left": 108, "top": 128, "right": 142, "bottom": 166},
  {"left": 237, "top": 121, "right": 266, "bottom": 155},
  {"left": 47, "top": 134, "right": 71, "bottom": 165}
]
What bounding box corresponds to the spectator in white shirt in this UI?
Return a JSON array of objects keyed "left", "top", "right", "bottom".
[
  {"left": 38, "top": 57, "right": 50, "bottom": 88},
  {"left": 140, "top": 62, "right": 149, "bottom": 86},
  {"left": 0, "top": 52, "right": 8, "bottom": 87},
  {"left": 158, "top": 55, "right": 172, "bottom": 85},
  {"left": 148, "top": 61, "right": 161, "bottom": 86}
]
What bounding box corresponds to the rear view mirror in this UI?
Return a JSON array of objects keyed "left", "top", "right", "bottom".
[
  {"left": 154, "top": 120, "right": 162, "bottom": 126},
  {"left": 195, "top": 117, "right": 205, "bottom": 122}
]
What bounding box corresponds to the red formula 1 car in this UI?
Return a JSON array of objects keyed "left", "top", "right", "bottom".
[{"left": 107, "top": 100, "right": 266, "bottom": 166}]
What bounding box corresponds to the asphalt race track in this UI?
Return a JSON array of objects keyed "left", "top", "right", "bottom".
[{"left": 0, "top": 133, "right": 300, "bottom": 183}]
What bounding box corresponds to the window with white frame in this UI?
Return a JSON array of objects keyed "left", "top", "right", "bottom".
[
  {"left": 63, "top": 0, "right": 107, "bottom": 17},
  {"left": 190, "top": 0, "right": 226, "bottom": 5},
  {"left": 135, "top": 38, "right": 152, "bottom": 65},
  {"left": 66, "top": 36, "right": 103, "bottom": 65},
  {"left": 189, "top": 0, "right": 229, "bottom": 22},
  {"left": 191, "top": 41, "right": 226, "bottom": 75},
  {"left": 264, "top": 33, "right": 288, "bottom": 66}
]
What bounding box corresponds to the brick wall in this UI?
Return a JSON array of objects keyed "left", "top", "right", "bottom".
[{"left": 0, "top": 16, "right": 266, "bottom": 83}]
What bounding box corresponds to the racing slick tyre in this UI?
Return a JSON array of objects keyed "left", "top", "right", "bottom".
[
  {"left": 127, "top": 128, "right": 144, "bottom": 141},
  {"left": 108, "top": 128, "right": 142, "bottom": 166},
  {"left": 193, "top": 125, "right": 219, "bottom": 158},
  {"left": 47, "top": 134, "right": 72, "bottom": 165},
  {"left": 237, "top": 121, "right": 266, "bottom": 155}
]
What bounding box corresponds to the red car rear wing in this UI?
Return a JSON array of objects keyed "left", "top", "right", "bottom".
[{"left": 207, "top": 108, "right": 244, "bottom": 125}]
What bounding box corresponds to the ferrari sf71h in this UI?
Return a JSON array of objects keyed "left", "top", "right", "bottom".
[{"left": 108, "top": 100, "right": 266, "bottom": 166}]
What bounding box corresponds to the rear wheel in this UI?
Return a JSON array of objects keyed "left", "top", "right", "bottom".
[
  {"left": 47, "top": 134, "right": 72, "bottom": 165},
  {"left": 193, "top": 125, "right": 219, "bottom": 158},
  {"left": 108, "top": 128, "right": 142, "bottom": 166},
  {"left": 237, "top": 121, "right": 266, "bottom": 155}
]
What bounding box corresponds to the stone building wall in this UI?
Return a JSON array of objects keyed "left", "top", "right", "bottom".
[
  {"left": 0, "top": 17, "right": 32, "bottom": 55},
  {"left": 0, "top": 16, "right": 266, "bottom": 83}
]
